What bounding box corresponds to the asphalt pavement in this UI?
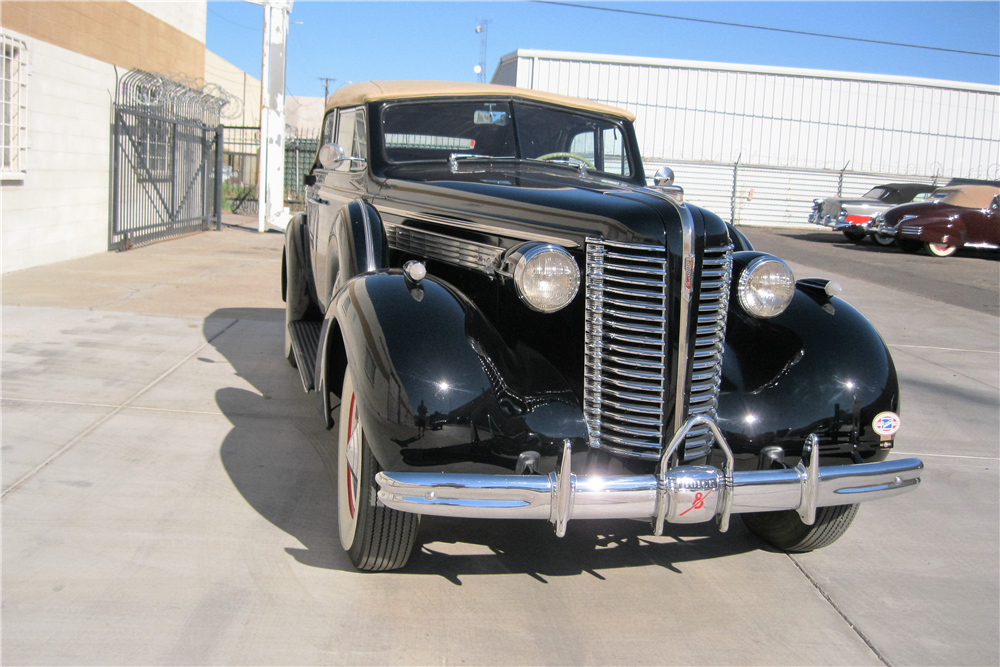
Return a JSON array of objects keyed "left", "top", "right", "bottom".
[{"left": 2, "top": 218, "right": 997, "bottom": 665}]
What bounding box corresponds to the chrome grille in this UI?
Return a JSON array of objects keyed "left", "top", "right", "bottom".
[
  {"left": 684, "top": 244, "right": 733, "bottom": 459},
  {"left": 584, "top": 239, "right": 733, "bottom": 461},
  {"left": 384, "top": 223, "right": 502, "bottom": 274}
]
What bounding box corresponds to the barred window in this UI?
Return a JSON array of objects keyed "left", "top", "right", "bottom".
[
  {"left": 136, "top": 115, "right": 172, "bottom": 181},
  {"left": 2, "top": 32, "right": 27, "bottom": 177}
]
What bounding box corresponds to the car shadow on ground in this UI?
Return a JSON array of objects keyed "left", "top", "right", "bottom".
[{"left": 207, "top": 307, "right": 763, "bottom": 581}]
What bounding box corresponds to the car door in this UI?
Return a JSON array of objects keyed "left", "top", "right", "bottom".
[
  {"left": 959, "top": 194, "right": 1000, "bottom": 246},
  {"left": 306, "top": 110, "right": 338, "bottom": 293},
  {"left": 311, "top": 105, "right": 370, "bottom": 309}
]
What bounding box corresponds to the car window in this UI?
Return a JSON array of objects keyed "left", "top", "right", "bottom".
[
  {"left": 321, "top": 111, "right": 337, "bottom": 145},
  {"left": 862, "top": 187, "right": 888, "bottom": 200},
  {"left": 514, "top": 103, "right": 631, "bottom": 177},
  {"left": 380, "top": 100, "right": 633, "bottom": 178},
  {"left": 381, "top": 101, "right": 516, "bottom": 162},
  {"left": 336, "top": 106, "right": 367, "bottom": 159}
]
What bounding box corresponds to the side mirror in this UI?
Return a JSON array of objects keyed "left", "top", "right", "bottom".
[
  {"left": 653, "top": 166, "right": 675, "bottom": 186},
  {"left": 319, "top": 143, "right": 347, "bottom": 170}
]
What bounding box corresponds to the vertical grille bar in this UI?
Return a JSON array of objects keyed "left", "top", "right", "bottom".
[
  {"left": 585, "top": 239, "right": 669, "bottom": 459},
  {"left": 584, "top": 238, "right": 733, "bottom": 462},
  {"left": 683, "top": 244, "right": 733, "bottom": 459}
]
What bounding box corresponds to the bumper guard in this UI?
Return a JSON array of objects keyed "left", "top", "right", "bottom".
[{"left": 375, "top": 415, "right": 923, "bottom": 537}]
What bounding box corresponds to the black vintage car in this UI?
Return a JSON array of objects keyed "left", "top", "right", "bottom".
[{"left": 283, "top": 81, "right": 922, "bottom": 571}]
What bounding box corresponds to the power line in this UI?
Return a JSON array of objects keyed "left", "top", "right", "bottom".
[
  {"left": 207, "top": 6, "right": 259, "bottom": 32},
  {"left": 532, "top": 1, "right": 1000, "bottom": 59}
]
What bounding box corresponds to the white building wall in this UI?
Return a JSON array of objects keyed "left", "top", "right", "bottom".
[
  {"left": 494, "top": 50, "right": 1000, "bottom": 182},
  {"left": 129, "top": 1, "right": 207, "bottom": 44},
  {"left": 1, "top": 30, "right": 118, "bottom": 273}
]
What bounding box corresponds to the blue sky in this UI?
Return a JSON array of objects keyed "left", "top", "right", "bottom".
[{"left": 206, "top": 1, "right": 1000, "bottom": 98}]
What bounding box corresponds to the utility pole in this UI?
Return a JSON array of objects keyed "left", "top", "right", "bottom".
[
  {"left": 475, "top": 19, "right": 491, "bottom": 83},
  {"left": 247, "top": 0, "right": 294, "bottom": 233},
  {"left": 318, "top": 77, "right": 336, "bottom": 101}
]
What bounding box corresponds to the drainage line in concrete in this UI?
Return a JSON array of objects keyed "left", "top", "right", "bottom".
[
  {"left": 1, "top": 319, "right": 239, "bottom": 500},
  {"left": 787, "top": 554, "right": 892, "bottom": 667}
]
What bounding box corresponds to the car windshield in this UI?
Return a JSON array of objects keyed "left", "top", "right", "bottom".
[
  {"left": 862, "top": 187, "right": 889, "bottom": 200},
  {"left": 380, "top": 100, "right": 633, "bottom": 178}
]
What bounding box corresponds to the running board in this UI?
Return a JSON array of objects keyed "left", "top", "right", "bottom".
[{"left": 288, "top": 320, "right": 322, "bottom": 392}]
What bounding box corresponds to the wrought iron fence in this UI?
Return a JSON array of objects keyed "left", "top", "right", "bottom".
[{"left": 110, "top": 70, "right": 228, "bottom": 251}]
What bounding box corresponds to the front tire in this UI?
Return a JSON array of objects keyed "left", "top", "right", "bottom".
[
  {"left": 337, "top": 367, "right": 418, "bottom": 571},
  {"left": 283, "top": 250, "right": 297, "bottom": 367},
  {"left": 872, "top": 233, "right": 896, "bottom": 247},
  {"left": 925, "top": 242, "right": 957, "bottom": 257},
  {"left": 842, "top": 228, "right": 867, "bottom": 243},
  {"left": 742, "top": 504, "right": 859, "bottom": 552}
]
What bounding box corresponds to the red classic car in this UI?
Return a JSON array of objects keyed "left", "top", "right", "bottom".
[{"left": 874, "top": 185, "right": 1000, "bottom": 257}]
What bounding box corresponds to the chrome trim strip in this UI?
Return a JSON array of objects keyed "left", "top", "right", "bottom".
[
  {"left": 376, "top": 204, "right": 580, "bottom": 248},
  {"left": 356, "top": 198, "right": 376, "bottom": 273},
  {"left": 673, "top": 205, "right": 696, "bottom": 438}
]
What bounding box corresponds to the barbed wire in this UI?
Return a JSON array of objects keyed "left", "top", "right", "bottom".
[{"left": 118, "top": 69, "right": 244, "bottom": 125}]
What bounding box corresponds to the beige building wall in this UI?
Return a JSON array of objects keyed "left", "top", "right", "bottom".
[
  {"left": 1, "top": 1, "right": 206, "bottom": 83},
  {"left": 1, "top": 2, "right": 208, "bottom": 273},
  {"left": 205, "top": 51, "right": 261, "bottom": 127},
  {"left": 286, "top": 96, "right": 324, "bottom": 136}
]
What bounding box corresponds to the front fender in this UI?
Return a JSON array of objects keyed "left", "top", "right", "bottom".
[
  {"left": 718, "top": 284, "right": 899, "bottom": 469},
  {"left": 328, "top": 272, "right": 585, "bottom": 474}
]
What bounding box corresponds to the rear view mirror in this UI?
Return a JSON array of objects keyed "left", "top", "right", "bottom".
[{"left": 474, "top": 110, "right": 508, "bottom": 126}]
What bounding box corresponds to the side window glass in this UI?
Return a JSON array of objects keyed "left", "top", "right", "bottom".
[
  {"left": 601, "top": 126, "right": 629, "bottom": 176},
  {"left": 321, "top": 111, "right": 337, "bottom": 145},
  {"left": 568, "top": 131, "right": 596, "bottom": 166},
  {"left": 352, "top": 108, "right": 367, "bottom": 161}
]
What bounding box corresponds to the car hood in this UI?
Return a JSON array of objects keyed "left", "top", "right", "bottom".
[{"left": 375, "top": 172, "right": 729, "bottom": 250}]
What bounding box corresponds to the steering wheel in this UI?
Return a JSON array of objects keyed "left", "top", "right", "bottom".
[{"left": 536, "top": 152, "right": 595, "bottom": 169}]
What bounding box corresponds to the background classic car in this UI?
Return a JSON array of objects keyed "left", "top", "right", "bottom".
[
  {"left": 809, "top": 182, "right": 938, "bottom": 243},
  {"left": 873, "top": 185, "right": 1000, "bottom": 257},
  {"left": 283, "top": 81, "right": 921, "bottom": 571}
]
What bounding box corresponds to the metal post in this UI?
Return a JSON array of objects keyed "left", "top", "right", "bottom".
[
  {"left": 214, "top": 125, "right": 224, "bottom": 230},
  {"left": 169, "top": 121, "right": 178, "bottom": 225},
  {"left": 731, "top": 155, "right": 741, "bottom": 225},
  {"left": 838, "top": 162, "right": 851, "bottom": 196},
  {"left": 252, "top": 0, "right": 294, "bottom": 233},
  {"left": 110, "top": 109, "right": 121, "bottom": 250},
  {"left": 201, "top": 127, "right": 210, "bottom": 230}
]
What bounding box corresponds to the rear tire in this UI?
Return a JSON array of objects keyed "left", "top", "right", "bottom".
[
  {"left": 842, "top": 228, "right": 866, "bottom": 243},
  {"left": 872, "top": 233, "right": 896, "bottom": 247},
  {"left": 742, "top": 504, "right": 859, "bottom": 552},
  {"left": 925, "top": 242, "right": 957, "bottom": 257},
  {"left": 337, "top": 366, "right": 418, "bottom": 571}
]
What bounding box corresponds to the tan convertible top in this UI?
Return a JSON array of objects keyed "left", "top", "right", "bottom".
[
  {"left": 933, "top": 185, "right": 1000, "bottom": 208},
  {"left": 324, "top": 80, "right": 636, "bottom": 121}
]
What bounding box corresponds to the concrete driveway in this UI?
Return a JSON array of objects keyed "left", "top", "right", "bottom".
[{"left": 2, "top": 219, "right": 997, "bottom": 665}]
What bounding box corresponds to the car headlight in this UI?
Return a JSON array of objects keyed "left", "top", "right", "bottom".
[
  {"left": 737, "top": 256, "right": 795, "bottom": 318},
  {"left": 512, "top": 244, "right": 581, "bottom": 312}
]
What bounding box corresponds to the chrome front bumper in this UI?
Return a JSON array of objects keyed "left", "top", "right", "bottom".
[{"left": 375, "top": 416, "right": 923, "bottom": 537}]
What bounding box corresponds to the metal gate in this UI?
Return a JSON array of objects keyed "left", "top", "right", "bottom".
[{"left": 110, "top": 70, "right": 227, "bottom": 251}]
